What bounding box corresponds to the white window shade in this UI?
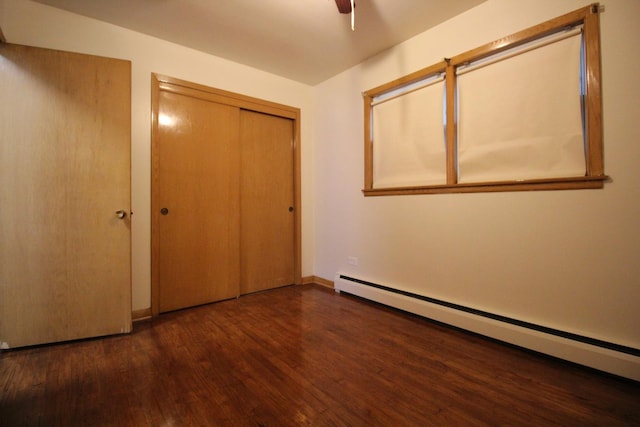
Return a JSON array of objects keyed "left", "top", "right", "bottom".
[
  {"left": 457, "top": 31, "right": 585, "bottom": 183},
  {"left": 372, "top": 79, "right": 446, "bottom": 188}
]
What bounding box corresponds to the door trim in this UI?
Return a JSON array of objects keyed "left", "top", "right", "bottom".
[{"left": 150, "top": 74, "right": 302, "bottom": 316}]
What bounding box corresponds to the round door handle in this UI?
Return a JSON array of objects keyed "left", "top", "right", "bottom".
[
  {"left": 115, "top": 210, "right": 127, "bottom": 219},
  {"left": 160, "top": 208, "right": 169, "bottom": 215},
  {"left": 288, "top": 206, "right": 294, "bottom": 212}
]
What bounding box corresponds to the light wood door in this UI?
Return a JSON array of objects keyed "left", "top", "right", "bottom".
[
  {"left": 152, "top": 75, "right": 301, "bottom": 314},
  {"left": 240, "top": 110, "right": 295, "bottom": 294},
  {"left": 0, "top": 43, "right": 132, "bottom": 348},
  {"left": 154, "top": 91, "right": 241, "bottom": 313}
]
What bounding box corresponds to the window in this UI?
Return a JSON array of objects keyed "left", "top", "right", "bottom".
[
  {"left": 363, "top": 4, "right": 605, "bottom": 196},
  {"left": 371, "top": 67, "right": 447, "bottom": 187}
]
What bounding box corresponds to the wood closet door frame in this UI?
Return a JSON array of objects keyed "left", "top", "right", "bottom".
[{"left": 150, "top": 74, "right": 302, "bottom": 316}]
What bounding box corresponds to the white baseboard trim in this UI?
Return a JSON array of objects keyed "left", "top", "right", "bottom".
[{"left": 335, "top": 273, "right": 640, "bottom": 382}]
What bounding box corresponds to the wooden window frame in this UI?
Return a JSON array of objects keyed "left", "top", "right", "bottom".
[{"left": 363, "top": 4, "right": 606, "bottom": 196}]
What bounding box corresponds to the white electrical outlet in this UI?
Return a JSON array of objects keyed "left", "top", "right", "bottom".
[{"left": 347, "top": 256, "right": 358, "bottom": 266}]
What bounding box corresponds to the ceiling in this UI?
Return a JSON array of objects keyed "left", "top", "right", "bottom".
[{"left": 33, "top": 0, "right": 485, "bottom": 85}]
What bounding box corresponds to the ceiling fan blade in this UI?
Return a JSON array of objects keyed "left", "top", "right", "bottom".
[{"left": 335, "top": 0, "right": 353, "bottom": 14}]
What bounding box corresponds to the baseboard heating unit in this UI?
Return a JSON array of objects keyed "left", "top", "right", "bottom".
[{"left": 334, "top": 274, "right": 640, "bottom": 381}]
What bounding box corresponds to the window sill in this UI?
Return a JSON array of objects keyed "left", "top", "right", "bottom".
[{"left": 362, "top": 175, "right": 609, "bottom": 196}]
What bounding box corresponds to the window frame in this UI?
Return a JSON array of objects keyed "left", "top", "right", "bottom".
[{"left": 362, "top": 4, "right": 606, "bottom": 196}]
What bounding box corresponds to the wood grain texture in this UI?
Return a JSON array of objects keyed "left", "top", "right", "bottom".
[
  {"left": 240, "top": 110, "right": 295, "bottom": 294},
  {"left": 445, "top": 62, "right": 458, "bottom": 185},
  {"left": 1, "top": 285, "right": 638, "bottom": 426},
  {"left": 363, "top": 175, "right": 606, "bottom": 196},
  {"left": 584, "top": 7, "right": 604, "bottom": 176},
  {"left": 0, "top": 43, "right": 131, "bottom": 348},
  {"left": 156, "top": 75, "right": 299, "bottom": 120},
  {"left": 302, "top": 275, "right": 334, "bottom": 288},
  {"left": 154, "top": 91, "right": 241, "bottom": 312},
  {"left": 151, "top": 75, "right": 302, "bottom": 314},
  {"left": 449, "top": 4, "right": 596, "bottom": 67}
]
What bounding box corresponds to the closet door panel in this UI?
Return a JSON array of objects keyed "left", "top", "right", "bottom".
[
  {"left": 154, "top": 91, "right": 240, "bottom": 313},
  {"left": 240, "top": 110, "right": 295, "bottom": 294}
]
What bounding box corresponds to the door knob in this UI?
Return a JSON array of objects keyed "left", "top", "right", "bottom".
[
  {"left": 288, "top": 206, "right": 294, "bottom": 212},
  {"left": 115, "top": 210, "right": 127, "bottom": 219},
  {"left": 160, "top": 208, "right": 169, "bottom": 215}
]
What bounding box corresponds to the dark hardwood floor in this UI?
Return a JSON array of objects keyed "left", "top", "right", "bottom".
[{"left": 1, "top": 284, "right": 638, "bottom": 426}]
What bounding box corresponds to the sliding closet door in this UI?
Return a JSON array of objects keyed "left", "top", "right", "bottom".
[
  {"left": 154, "top": 90, "right": 241, "bottom": 313},
  {"left": 0, "top": 43, "right": 132, "bottom": 348},
  {"left": 240, "top": 110, "right": 296, "bottom": 294},
  {"left": 152, "top": 75, "right": 300, "bottom": 314}
]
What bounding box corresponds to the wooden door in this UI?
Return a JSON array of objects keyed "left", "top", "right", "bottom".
[
  {"left": 0, "top": 43, "right": 132, "bottom": 348},
  {"left": 153, "top": 90, "right": 241, "bottom": 313},
  {"left": 152, "top": 75, "right": 301, "bottom": 314},
  {"left": 240, "top": 110, "right": 295, "bottom": 294}
]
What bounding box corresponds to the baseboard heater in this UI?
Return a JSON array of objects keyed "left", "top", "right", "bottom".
[{"left": 334, "top": 274, "right": 640, "bottom": 381}]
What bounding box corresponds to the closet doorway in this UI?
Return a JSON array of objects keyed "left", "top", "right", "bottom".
[{"left": 151, "top": 75, "right": 301, "bottom": 314}]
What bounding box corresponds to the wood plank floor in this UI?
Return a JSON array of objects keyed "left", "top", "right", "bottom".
[{"left": 1, "top": 284, "right": 638, "bottom": 426}]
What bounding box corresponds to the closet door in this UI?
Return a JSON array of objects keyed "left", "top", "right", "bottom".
[
  {"left": 152, "top": 75, "right": 300, "bottom": 314},
  {"left": 240, "top": 110, "right": 295, "bottom": 294},
  {"left": 0, "top": 43, "right": 132, "bottom": 348},
  {"left": 154, "top": 90, "right": 241, "bottom": 313}
]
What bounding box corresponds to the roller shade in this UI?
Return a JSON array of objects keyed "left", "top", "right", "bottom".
[
  {"left": 457, "top": 30, "right": 585, "bottom": 183},
  {"left": 372, "top": 77, "right": 446, "bottom": 188}
]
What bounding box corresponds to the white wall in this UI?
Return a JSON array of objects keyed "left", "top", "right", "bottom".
[
  {"left": 314, "top": 0, "right": 640, "bottom": 353},
  {"left": 1, "top": 0, "right": 316, "bottom": 312}
]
